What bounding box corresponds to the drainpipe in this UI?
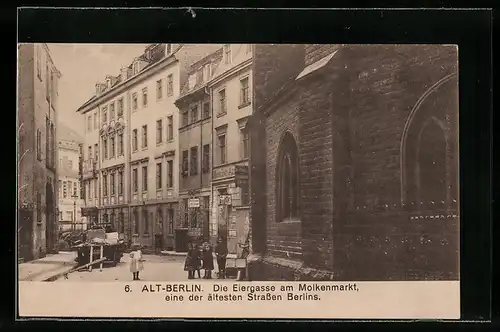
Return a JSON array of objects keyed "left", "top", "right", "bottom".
[
  {"left": 205, "top": 85, "right": 213, "bottom": 242},
  {"left": 126, "top": 91, "right": 132, "bottom": 247}
]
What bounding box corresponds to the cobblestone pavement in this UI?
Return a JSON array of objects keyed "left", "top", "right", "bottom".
[{"left": 56, "top": 254, "right": 227, "bottom": 282}]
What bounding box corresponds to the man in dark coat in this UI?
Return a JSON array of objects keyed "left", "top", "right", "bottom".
[{"left": 215, "top": 237, "right": 228, "bottom": 279}]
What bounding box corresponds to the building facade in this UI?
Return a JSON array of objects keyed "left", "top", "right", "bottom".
[
  {"left": 208, "top": 44, "right": 254, "bottom": 254},
  {"left": 77, "top": 44, "right": 222, "bottom": 250},
  {"left": 249, "top": 44, "right": 459, "bottom": 281},
  {"left": 57, "top": 123, "right": 85, "bottom": 232},
  {"left": 175, "top": 47, "right": 222, "bottom": 247},
  {"left": 18, "top": 43, "right": 61, "bottom": 262}
]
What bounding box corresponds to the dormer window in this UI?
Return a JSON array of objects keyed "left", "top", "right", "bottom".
[
  {"left": 106, "top": 78, "right": 111, "bottom": 88},
  {"left": 224, "top": 44, "right": 232, "bottom": 64},
  {"left": 133, "top": 62, "right": 139, "bottom": 75},
  {"left": 166, "top": 44, "right": 172, "bottom": 55},
  {"left": 203, "top": 64, "right": 211, "bottom": 81},
  {"left": 188, "top": 74, "right": 196, "bottom": 90}
]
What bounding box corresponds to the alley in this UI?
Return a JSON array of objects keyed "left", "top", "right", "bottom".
[{"left": 55, "top": 254, "right": 227, "bottom": 282}]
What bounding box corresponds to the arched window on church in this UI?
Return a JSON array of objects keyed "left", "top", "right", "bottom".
[{"left": 276, "top": 132, "right": 299, "bottom": 222}]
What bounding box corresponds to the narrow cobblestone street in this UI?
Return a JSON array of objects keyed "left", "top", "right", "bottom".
[{"left": 56, "top": 254, "right": 227, "bottom": 282}]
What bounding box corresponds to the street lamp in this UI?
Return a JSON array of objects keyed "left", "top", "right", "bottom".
[{"left": 71, "top": 194, "right": 79, "bottom": 232}]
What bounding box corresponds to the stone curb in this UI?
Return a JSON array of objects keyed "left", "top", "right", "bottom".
[{"left": 41, "top": 265, "right": 77, "bottom": 282}]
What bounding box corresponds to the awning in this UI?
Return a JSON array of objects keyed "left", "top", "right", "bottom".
[{"left": 295, "top": 50, "right": 338, "bottom": 81}]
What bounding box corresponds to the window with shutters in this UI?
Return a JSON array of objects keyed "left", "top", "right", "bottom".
[
  {"left": 103, "top": 173, "right": 108, "bottom": 197},
  {"left": 156, "top": 119, "right": 163, "bottom": 144},
  {"left": 156, "top": 79, "right": 163, "bottom": 100},
  {"left": 117, "top": 98, "right": 124, "bottom": 118},
  {"left": 110, "top": 136, "right": 115, "bottom": 158},
  {"left": 191, "top": 105, "right": 199, "bottom": 123},
  {"left": 118, "top": 170, "right": 123, "bottom": 195},
  {"left": 167, "top": 74, "right": 174, "bottom": 96},
  {"left": 167, "top": 116, "right": 173, "bottom": 141},
  {"left": 132, "top": 93, "right": 138, "bottom": 110},
  {"left": 142, "top": 125, "right": 148, "bottom": 149},
  {"left": 118, "top": 133, "right": 124, "bottom": 156},
  {"left": 202, "top": 144, "right": 210, "bottom": 173},
  {"left": 103, "top": 138, "right": 108, "bottom": 159},
  {"left": 142, "top": 166, "right": 148, "bottom": 192},
  {"left": 203, "top": 102, "right": 210, "bottom": 119},
  {"left": 167, "top": 160, "right": 173, "bottom": 188},
  {"left": 156, "top": 162, "right": 162, "bottom": 190},
  {"left": 190, "top": 146, "right": 198, "bottom": 175},
  {"left": 110, "top": 172, "right": 115, "bottom": 196},
  {"left": 132, "top": 168, "right": 138, "bottom": 193},
  {"left": 218, "top": 89, "right": 227, "bottom": 116},
  {"left": 102, "top": 106, "right": 108, "bottom": 124},
  {"left": 142, "top": 87, "right": 148, "bottom": 107},
  {"left": 240, "top": 77, "right": 250, "bottom": 105},
  {"left": 182, "top": 150, "right": 189, "bottom": 176},
  {"left": 132, "top": 129, "right": 138, "bottom": 151},
  {"left": 110, "top": 102, "right": 115, "bottom": 121}
]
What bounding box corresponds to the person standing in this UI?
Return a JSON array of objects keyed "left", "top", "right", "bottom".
[
  {"left": 184, "top": 243, "right": 196, "bottom": 279},
  {"left": 129, "top": 245, "right": 145, "bottom": 280},
  {"left": 215, "top": 238, "right": 228, "bottom": 279},
  {"left": 201, "top": 240, "right": 214, "bottom": 279}
]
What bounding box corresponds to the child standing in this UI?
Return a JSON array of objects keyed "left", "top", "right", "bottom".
[{"left": 129, "top": 246, "right": 145, "bottom": 280}]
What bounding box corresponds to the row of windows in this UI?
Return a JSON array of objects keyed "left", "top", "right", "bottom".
[
  {"left": 131, "top": 161, "right": 174, "bottom": 193},
  {"left": 215, "top": 76, "right": 250, "bottom": 117},
  {"left": 36, "top": 45, "right": 58, "bottom": 105},
  {"left": 130, "top": 117, "right": 174, "bottom": 152},
  {"left": 102, "top": 133, "right": 124, "bottom": 159},
  {"left": 131, "top": 74, "right": 174, "bottom": 111},
  {"left": 124, "top": 208, "right": 174, "bottom": 235},
  {"left": 181, "top": 101, "right": 211, "bottom": 127},
  {"left": 102, "top": 170, "right": 125, "bottom": 197},
  {"left": 181, "top": 144, "right": 210, "bottom": 176},
  {"left": 58, "top": 180, "right": 80, "bottom": 199},
  {"left": 214, "top": 128, "right": 249, "bottom": 165},
  {"left": 87, "top": 75, "right": 175, "bottom": 133}
]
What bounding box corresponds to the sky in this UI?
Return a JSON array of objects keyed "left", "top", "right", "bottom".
[{"left": 47, "top": 43, "right": 149, "bottom": 136}]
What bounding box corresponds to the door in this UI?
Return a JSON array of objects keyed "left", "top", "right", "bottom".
[
  {"left": 18, "top": 208, "right": 33, "bottom": 262},
  {"left": 45, "top": 182, "right": 55, "bottom": 253}
]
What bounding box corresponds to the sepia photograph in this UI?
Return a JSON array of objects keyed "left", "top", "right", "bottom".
[{"left": 17, "top": 42, "right": 460, "bottom": 318}]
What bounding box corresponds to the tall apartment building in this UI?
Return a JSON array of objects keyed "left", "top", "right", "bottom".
[
  {"left": 18, "top": 43, "right": 61, "bottom": 262},
  {"left": 77, "top": 43, "right": 222, "bottom": 250},
  {"left": 174, "top": 47, "right": 223, "bottom": 247},
  {"left": 57, "top": 123, "right": 85, "bottom": 232},
  {"left": 208, "top": 44, "right": 253, "bottom": 254}
]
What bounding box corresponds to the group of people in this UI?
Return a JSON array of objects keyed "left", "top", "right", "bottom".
[
  {"left": 184, "top": 237, "right": 228, "bottom": 279},
  {"left": 128, "top": 238, "right": 229, "bottom": 281}
]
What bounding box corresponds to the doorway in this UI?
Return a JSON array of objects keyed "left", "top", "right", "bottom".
[
  {"left": 45, "top": 182, "right": 55, "bottom": 254},
  {"left": 18, "top": 208, "right": 33, "bottom": 262}
]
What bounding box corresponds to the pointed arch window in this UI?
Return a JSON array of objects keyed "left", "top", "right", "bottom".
[{"left": 276, "top": 132, "right": 299, "bottom": 222}]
